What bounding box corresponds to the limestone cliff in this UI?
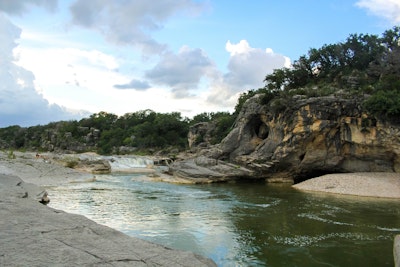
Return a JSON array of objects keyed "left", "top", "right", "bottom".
[{"left": 171, "top": 94, "right": 400, "bottom": 183}]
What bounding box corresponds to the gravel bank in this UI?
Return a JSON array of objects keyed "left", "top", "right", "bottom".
[{"left": 293, "top": 172, "right": 400, "bottom": 198}]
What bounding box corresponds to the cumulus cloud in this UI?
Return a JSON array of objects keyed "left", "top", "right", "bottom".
[
  {"left": 0, "top": 13, "right": 87, "bottom": 127},
  {"left": 16, "top": 45, "right": 121, "bottom": 89},
  {"left": 0, "top": 0, "right": 57, "bottom": 15},
  {"left": 356, "top": 0, "right": 400, "bottom": 24},
  {"left": 224, "top": 40, "right": 290, "bottom": 91},
  {"left": 206, "top": 40, "right": 290, "bottom": 106},
  {"left": 145, "top": 46, "right": 215, "bottom": 98},
  {"left": 114, "top": 79, "right": 151, "bottom": 90},
  {"left": 69, "top": 0, "right": 206, "bottom": 55}
]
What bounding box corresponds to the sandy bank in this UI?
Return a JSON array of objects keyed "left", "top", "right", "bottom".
[{"left": 293, "top": 172, "right": 400, "bottom": 199}]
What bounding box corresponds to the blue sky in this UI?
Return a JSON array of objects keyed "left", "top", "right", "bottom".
[{"left": 0, "top": 0, "right": 399, "bottom": 127}]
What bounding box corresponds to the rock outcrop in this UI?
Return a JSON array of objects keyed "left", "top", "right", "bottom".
[
  {"left": 188, "top": 122, "right": 217, "bottom": 149},
  {"left": 170, "top": 94, "right": 400, "bottom": 183},
  {"left": 74, "top": 158, "right": 112, "bottom": 174},
  {"left": 0, "top": 174, "right": 216, "bottom": 266},
  {"left": 169, "top": 155, "right": 255, "bottom": 183}
]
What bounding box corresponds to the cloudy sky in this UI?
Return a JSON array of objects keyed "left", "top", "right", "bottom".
[{"left": 0, "top": 0, "right": 399, "bottom": 127}]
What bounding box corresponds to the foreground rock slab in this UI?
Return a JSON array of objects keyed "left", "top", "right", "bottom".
[{"left": 0, "top": 174, "right": 216, "bottom": 267}]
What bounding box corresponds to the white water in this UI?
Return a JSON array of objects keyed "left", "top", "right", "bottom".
[
  {"left": 76, "top": 154, "right": 154, "bottom": 172},
  {"left": 105, "top": 156, "right": 154, "bottom": 171}
]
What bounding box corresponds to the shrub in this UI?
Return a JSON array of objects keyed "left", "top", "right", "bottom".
[{"left": 363, "top": 90, "right": 400, "bottom": 121}]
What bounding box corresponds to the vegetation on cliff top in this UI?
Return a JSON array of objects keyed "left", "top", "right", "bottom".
[
  {"left": 237, "top": 26, "right": 400, "bottom": 122},
  {"left": 1, "top": 27, "right": 399, "bottom": 154}
]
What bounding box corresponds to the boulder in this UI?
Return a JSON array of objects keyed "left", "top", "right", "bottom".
[{"left": 71, "top": 158, "right": 111, "bottom": 174}]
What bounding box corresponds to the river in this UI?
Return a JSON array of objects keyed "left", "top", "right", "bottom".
[{"left": 48, "top": 173, "right": 400, "bottom": 266}]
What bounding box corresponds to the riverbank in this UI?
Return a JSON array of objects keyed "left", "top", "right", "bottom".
[
  {"left": 0, "top": 152, "right": 216, "bottom": 266},
  {"left": 1, "top": 151, "right": 400, "bottom": 265},
  {"left": 293, "top": 172, "right": 400, "bottom": 199}
]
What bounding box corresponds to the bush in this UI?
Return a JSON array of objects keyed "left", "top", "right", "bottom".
[
  {"left": 364, "top": 90, "right": 400, "bottom": 120},
  {"left": 64, "top": 157, "right": 79, "bottom": 168}
]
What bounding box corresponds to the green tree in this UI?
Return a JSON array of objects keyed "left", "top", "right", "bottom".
[
  {"left": 80, "top": 111, "right": 118, "bottom": 131},
  {"left": 97, "top": 127, "right": 125, "bottom": 154}
]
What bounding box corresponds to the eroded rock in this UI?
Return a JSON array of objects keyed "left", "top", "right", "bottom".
[{"left": 174, "top": 94, "right": 400, "bottom": 182}]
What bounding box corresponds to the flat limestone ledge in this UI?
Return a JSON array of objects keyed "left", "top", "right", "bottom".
[
  {"left": 0, "top": 151, "right": 95, "bottom": 186},
  {"left": 293, "top": 172, "right": 400, "bottom": 198},
  {"left": 0, "top": 174, "right": 216, "bottom": 267}
]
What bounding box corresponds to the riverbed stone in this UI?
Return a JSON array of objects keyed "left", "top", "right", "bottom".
[{"left": 0, "top": 174, "right": 216, "bottom": 266}]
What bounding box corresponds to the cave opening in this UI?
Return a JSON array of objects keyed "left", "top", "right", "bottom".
[{"left": 251, "top": 116, "right": 269, "bottom": 139}]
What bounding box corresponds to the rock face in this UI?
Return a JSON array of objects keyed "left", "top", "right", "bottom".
[
  {"left": 188, "top": 122, "right": 216, "bottom": 149},
  {"left": 170, "top": 94, "right": 400, "bottom": 183},
  {"left": 0, "top": 174, "right": 216, "bottom": 267}
]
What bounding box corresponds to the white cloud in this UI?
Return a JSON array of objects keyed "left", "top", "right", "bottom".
[
  {"left": 16, "top": 45, "right": 120, "bottom": 86},
  {"left": 224, "top": 41, "right": 290, "bottom": 91},
  {"left": 0, "top": 13, "right": 87, "bottom": 127},
  {"left": 69, "top": 0, "right": 207, "bottom": 55},
  {"left": 145, "top": 46, "right": 216, "bottom": 98},
  {"left": 203, "top": 40, "right": 291, "bottom": 108},
  {"left": 226, "top": 39, "right": 252, "bottom": 55},
  {"left": 356, "top": 0, "right": 400, "bottom": 24},
  {"left": 143, "top": 40, "right": 291, "bottom": 110},
  {"left": 77, "top": 49, "right": 119, "bottom": 70}
]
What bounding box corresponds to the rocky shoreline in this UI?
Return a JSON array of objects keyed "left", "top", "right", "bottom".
[
  {"left": 1, "top": 151, "right": 400, "bottom": 265},
  {"left": 0, "top": 152, "right": 216, "bottom": 266}
]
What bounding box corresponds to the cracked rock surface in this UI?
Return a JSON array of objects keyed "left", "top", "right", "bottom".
[{"left": 0, "top": 174, "right": 216, "bottom": 266}]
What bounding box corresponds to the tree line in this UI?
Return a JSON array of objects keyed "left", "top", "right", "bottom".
[{"left": 0, "top": 110, "right": 235, "bottom": 155}]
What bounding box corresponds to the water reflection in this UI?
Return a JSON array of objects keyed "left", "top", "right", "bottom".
[{"left": 48, "top": 174, "right": 400, "bottom": 267}]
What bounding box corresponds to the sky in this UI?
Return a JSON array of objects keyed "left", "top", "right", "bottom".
[{"left": 0, "top": 0, "right": 399, "bottom": 127}]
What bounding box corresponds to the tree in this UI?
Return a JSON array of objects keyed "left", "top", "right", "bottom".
[{"left": 80, "top": 111, "right": 118, "bottom": 130}]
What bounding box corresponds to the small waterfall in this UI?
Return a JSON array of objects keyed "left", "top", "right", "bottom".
[
  {"left": 75, "top": 154, "right": 154, "bottom": 172},
  {"left": 106, "top": 156, "right": 154, "bottom": 172}
]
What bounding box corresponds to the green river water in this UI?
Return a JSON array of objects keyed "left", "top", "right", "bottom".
[{"left": 48, "top": 174, "right": 400, "bottom": 266}]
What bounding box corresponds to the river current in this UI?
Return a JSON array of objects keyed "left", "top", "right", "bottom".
[{"left": 48, "top": 173, "right": 400, "bottom": 266}]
